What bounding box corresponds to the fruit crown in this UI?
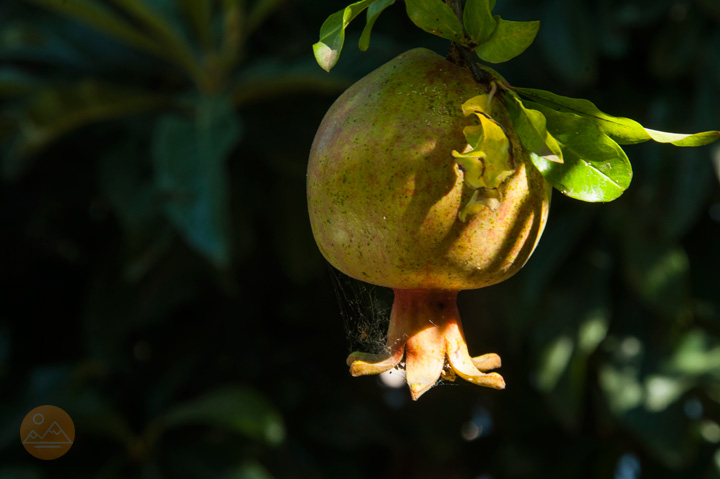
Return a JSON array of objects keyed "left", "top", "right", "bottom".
[{"left": 312, "top": 0, "right": 719, "bottom": 206}]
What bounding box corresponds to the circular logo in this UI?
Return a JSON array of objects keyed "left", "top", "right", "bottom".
[{"left": 20, "top": 405, "right": 75, "bottom": 460}]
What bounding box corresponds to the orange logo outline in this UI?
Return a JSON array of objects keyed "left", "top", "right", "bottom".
[{"left": 20, "top": 405, "right": 75, "bottom": 460}]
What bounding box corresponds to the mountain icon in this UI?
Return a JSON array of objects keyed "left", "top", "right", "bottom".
[{"left": 23, "top": 421, "right": 73, "bottom": 445}]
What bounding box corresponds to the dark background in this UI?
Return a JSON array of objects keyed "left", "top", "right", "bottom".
[{"left": 1, "top": 0, "right": 719, "bottom": 478}]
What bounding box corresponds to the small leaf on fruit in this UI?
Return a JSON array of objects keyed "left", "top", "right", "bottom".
[
  {"left": 405, "top": 0, "right": 465, "bottom": 43},
  {"left": 459, "top": 188, "right": 502, "bottom": 222},
  {"left": 313, "top": 0, "right": 375, "bottom": 72},
  {"left": 359, "top": 0, "right": 396, "bottom": 51},
  {"left": 454, "top": 153, "right": 486, "bottom": 189},
  {"left": 461, "top": 94, "right": 491, "bottom": 116},
  {"left": 475, "top": 17, "right": 539, "bottom": 63},
  {"left": 463, "top": 0, "right": 497, "bottom": 44},
  {"left": 453, "top": 94, "right": 514, "bottom": 221}
]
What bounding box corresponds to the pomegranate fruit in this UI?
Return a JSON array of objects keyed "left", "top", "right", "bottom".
[{"left": 307, "top": 48, "right": 552, "bottom": 399}]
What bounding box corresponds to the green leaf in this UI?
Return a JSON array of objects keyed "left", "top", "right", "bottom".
[
  {"left": 529, "top": 103, "right": 633, "bottom": 202},
  {"left": 644, "top": 128, "right": 720, "bottom": 147},
  {"left": 152, "top": 95, "right": 241, "bottom": 269},
  {"left": 504, "top": 92, "right": 563, "bottom": 164},
  {"left": 515, "top": 87, "right": 720, "bottom": 147},
  {"left": 359, "top": 0, "right": 396, "bottom": 51},
  {"left": 475, "top": 16, "right": 539, "bottom": 63},
  {"left": 515, "top": 87, "right": 656, "bottom": 144},
  {"left": 312, "top": 0, "right": 375, "bottom": 72},
  {"left": 162, "top": 386, "right": 285, "bottom": 446},
  {"left": 404, "top": 0, "right": 465, "bottom": 43},
  {"left": 463, "top": 0, "right": 496, "bottom": 44}
]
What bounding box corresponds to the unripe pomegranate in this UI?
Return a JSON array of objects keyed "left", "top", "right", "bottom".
[{"left": 307, "top": 48, "right": 552, "bottom": 399}]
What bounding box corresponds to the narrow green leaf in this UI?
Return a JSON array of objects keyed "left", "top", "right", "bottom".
[
  {"left": 528, "top": 102, "right": 632, "bottom": 202},
  {"left": 644, "top": 128, "right": 720, "bottom": 147},
  {"left": 359, "top": 0, "right": 396, "bottom": 51},
  {"left": 463, "top": 0, "right": 496, "bottom": 44},
  {"left": 162, "top": 386, "right": 285, "bottom": 446},
  {"left": 404, "top": 0, "right": 465, "bottom": 43},
  {"left": 515, "top": 87, "right": 651, "bottom": 144},
  {"left": 516, "top": 87, "right": 720, "bottom": 147},
  {"left": 504, "top": 93, "right": 563, "bottom": 163},
  {"left": 475, "top": 16, "right": 539, "bottom": 63},
  {"left": 312, "top": 0, "right": 375, "bottom": 72},
  {"left": 152, "top": 95, "right": 241, "bottom": 268}
]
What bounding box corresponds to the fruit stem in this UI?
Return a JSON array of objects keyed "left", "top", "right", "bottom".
[
  {"left": 445, "top": 0, "right": 494, "bottom": 85},
  {"left": 347, "top": 289, "right": 505, "bottom": 400}
]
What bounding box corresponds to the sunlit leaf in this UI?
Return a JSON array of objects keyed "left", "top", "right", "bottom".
[
  {"left": 404, "top": 0, "right": 465, "bottom": 43},
  {"left": 359, "top": 0, "right": 395, "bottom": 51},
  {"left": 161, "top": 386, "right": 285, "bottom": 446},
  {"left": 515, "top": 87, "right": 720, "bottom": 146},
  {"left": 528, "top": 101, "right": 632, "bottom": 202},
  {"left": 463, "top": 0, "right": 496, "bottom": 44},
  {"left": 453, "top": 115, "right": 512, "bottom": 189},
  {"left": 312, "top": 0, "right": 375, "bottom": 72},
  {"left": 504, "top": 92, "right": 563, "bottom": 163},
  {"left": 644, "top": 128, "right": 720, "bottom": 146},
  {"left": 453, "top": 93, "right": 514, "bottom": 220},
  {"left": 475, "top": 16, "right": 539, "bottom": 63}
]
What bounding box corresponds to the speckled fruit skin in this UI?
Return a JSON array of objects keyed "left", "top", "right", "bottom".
[{"left": 307, "top": 48, "right": 551, "bottom": 290}]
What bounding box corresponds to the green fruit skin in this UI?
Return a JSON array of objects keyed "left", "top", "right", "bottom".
[{"left": 307, "top": 48, "right": 552, "bottom": 291}]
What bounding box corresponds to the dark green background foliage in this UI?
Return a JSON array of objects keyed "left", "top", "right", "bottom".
[{"left": 1, "top": 0, "right": 719, "bottom": 477}]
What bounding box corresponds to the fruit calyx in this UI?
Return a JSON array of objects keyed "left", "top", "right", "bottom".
[{"left": 347, "top": 289, "right": 505, "bottom": 400}]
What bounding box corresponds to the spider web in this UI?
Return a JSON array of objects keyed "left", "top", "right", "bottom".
[
  {"left": 327, "top": 265, "right": 464, "bottom": 390},
  {"left": 327, "top": 265, "right": 393, "bottom": 356}
]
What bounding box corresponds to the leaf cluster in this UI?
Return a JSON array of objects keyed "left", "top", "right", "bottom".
[{"left": 313, "top": 0, "right": 719, "bottom": 204}]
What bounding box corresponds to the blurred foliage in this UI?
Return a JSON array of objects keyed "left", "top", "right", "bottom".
[{"left": 0, "top": 0, "right": 719, "bottom": 478}]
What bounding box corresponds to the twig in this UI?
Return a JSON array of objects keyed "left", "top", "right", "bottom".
[{"left": 445, "top": 0, "right": 492, "bottom": 84}]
